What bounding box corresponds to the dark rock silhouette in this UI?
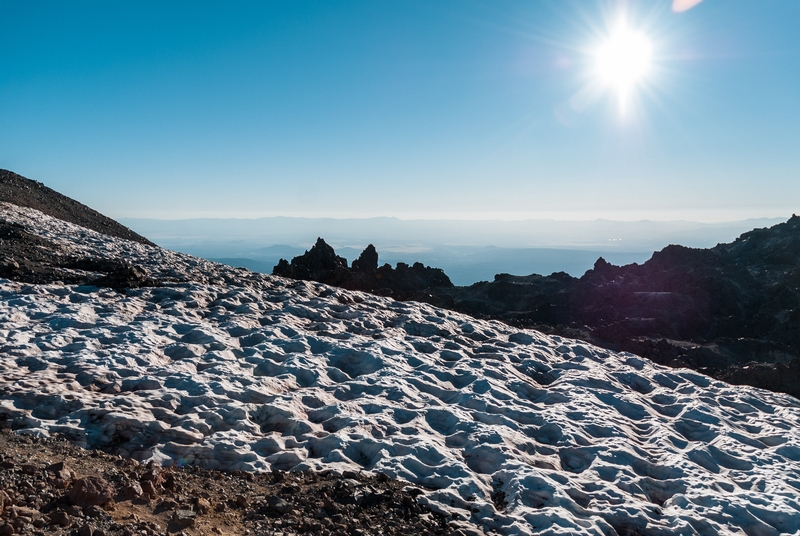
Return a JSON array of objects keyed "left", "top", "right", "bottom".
[
  {"left": 352, "top": 244, "right": 378, "bottom": 271},
  {"left": 273, "top": 239, "right": 453, "bottom": 299},
  {"left": 272, "top": 237, "right": 349, "bottom": 282},
  {"left": 433, "top": 215, "right": 800, "bottom": 398}
]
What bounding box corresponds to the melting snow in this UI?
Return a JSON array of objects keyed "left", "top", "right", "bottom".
[{"left": 2, "top": 203, "right": 800, "bottom": 534}]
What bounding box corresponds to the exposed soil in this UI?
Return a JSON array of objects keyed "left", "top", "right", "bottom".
[
  {"left": 0, "top": 430, "right": 464, "bottom": 536},
  {"left": 0, "top": 170, "right": 153, "bottom": 246}
]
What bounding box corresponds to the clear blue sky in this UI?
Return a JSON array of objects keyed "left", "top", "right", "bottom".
[{"left": 1, "top": 1, "right": 798, "bottom": 220}]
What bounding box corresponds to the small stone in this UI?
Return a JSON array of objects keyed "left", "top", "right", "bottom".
[
  {"left": 68, "top": 477, "right": 115, "bottom": 507},
  {"left": 84, "top": 505, "right": 110, "bottom": 520},
  {"left": 47, "top": 461, "right": 73, "bottom": 481},
  {"left": 162, "top": 472, "right": 177, "bottom": 492},
  {"left": 267, "top": 496, "right": 292, "bottom": 515},
  {"left": 77, "top": 525, "right": 94, "bottom": 536},
  {"left": 171, "top": 510, "right": 196, "bottom": 529},
  {"left": 0, "top": 524, "right": 12, "bottom": 536},
  {"left": 195, "top": 497, "right": 211, "bottom": 515},
  {"left": 15, "top": 506, "right": 40, "bottom": 520},
  {"left": 140, "top": 469, "right": 162, "bottom": 486},
  {"left": 140, "top": 481, "right": 158, "bottom": 498},
  {"left": 49, "top": 510, "right": 72, "bottom": 528},
  {"left": 121, "top": 483, "right": 143, "bottom": 500},
  {"left": 20, "top": 464, "right": 38, "bottom": 475},
  {"left": 235, "top": 494, "right": 248, "bottom": 508}
]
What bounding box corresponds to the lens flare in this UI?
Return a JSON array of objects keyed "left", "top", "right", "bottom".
[{"left": 595, "top": 22, "right": 653, "bottom": 115}]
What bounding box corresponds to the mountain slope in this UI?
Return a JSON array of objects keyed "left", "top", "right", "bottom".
[
  {"left": 0, "top": 169, "right": 153, "bottom": 245},
  {"left": 409, "top": 216, "right": 800, "bottom": 398},
  {"left": 2, "top": 201, "right": 800, "bottom": 535}
]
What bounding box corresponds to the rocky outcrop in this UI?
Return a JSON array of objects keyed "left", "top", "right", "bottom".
[
  {"left": 273, "top": 239, "right": 453, "bottom": 298},
  {"left": 0, "top": 218, "right": 157, "bottom": 288},
  {"left": 434, "top": 216, "right": 800, "bottom": 398},
  {"left": 351, "top": 244, "right": 378, "bottom": 271},
  {"left": 272, "top": 237, "right": 349, "bottom": 282}
]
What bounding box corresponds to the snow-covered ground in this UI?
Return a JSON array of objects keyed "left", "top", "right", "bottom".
[{"left": 2, "top": 202, "right": 800, "bottom": 535}]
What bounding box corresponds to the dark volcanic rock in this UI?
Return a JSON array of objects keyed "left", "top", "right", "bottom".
[
  {"left": 68, "top": 477, "right": 115, "bottom": 507},
  {"left": 352, "top": 243, "right": 378, "bottom": 271},
  {"left": 0, "top": 169, "right": 154, "bottom": 245},
  {"left": 0, "top": 218, "right": 157, "bottom": 288},
  {"left": 433, "top": 216, "right": 800, "bottom": 398},
  {"left": 0, "top": 431, "right": 456, "bottom": 536},
  {"left": 273, "top": 239, "right": 453, "bottom": 297},
  {"left": 273, "top": 237, "right": 349, "bottom": 282}
]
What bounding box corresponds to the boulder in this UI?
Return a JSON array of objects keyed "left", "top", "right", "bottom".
[{"left": 67, "top": 477, "right": 115, "bottom": 507}]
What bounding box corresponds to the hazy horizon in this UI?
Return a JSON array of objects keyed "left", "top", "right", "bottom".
[{"left": 121, "top": 214, "right": 786, "bottom": 285}]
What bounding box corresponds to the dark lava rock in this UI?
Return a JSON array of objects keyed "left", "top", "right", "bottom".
[
  {"left": 352, "top": 244, "right": 379, "bottom": 271},
  {"left": 0, "top": 431, "right": 457, "bottom": 536},
  {"left": 49, "top": 510, "right": 72, "bottom": 527},
  {"left": 0, "top": 169, "right": 153, "bottom": 245},
  {"left": 170, "top": 509, "right": 196, "bottom": 529},
  {"left": 273, "top": 237, "right": 348, "bottom": 282},
  {"left": 90, "top": 262, "right": 155, "bottom": 289},
  {"left": 431, "top": 215, "right": 800, "bottom": 398},
  {"left": 273, "top": 238, "right": 453, "bottom": 297},
  {"left": 267, "top": 495, "right": 293, "bottom": 514}
]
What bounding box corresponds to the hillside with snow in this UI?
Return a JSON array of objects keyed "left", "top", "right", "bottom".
[{"left": 2, "top": 200, "right": 800, "bottom": 535}]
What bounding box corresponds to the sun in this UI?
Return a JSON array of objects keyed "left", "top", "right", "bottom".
[{"left": 594, "top": 21, "right": 653, "bottom": 115}]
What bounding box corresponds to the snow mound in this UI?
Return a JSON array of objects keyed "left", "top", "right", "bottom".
[{"left": 2, "top": 203, "right": 800, "bottom": 535}]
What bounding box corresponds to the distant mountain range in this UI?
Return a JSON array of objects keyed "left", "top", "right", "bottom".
[{"left": 121, "top": 215, "right": 785, "bottom": 286}]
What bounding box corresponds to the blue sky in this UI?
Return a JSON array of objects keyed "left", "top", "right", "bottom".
[{"left": 1, "top": 1, "right": 798, "bottom": 220}]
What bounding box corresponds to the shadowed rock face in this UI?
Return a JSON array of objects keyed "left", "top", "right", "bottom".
[
  {"left": 272, "top": 237, "right": 348, "bottom": 282},
  {"left": 352, "top": 244, "right": 378, "bottom": 271},
  {"left": 435, "top": 216, "right": 800, "bottom": 398},
  {"left": 0, "top": 169, "right": 154, "bottom": 246},
  {"left": 273, "top": 238, "right": 453, "bottom": 298}
]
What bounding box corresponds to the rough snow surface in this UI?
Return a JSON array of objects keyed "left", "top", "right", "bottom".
[{"left": 2, "top": 202, "right": 800, "bottom": 535}]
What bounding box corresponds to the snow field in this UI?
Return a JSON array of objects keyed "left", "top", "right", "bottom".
[{"left": 2, "top": 203, "right": 800, "bottom": 535}]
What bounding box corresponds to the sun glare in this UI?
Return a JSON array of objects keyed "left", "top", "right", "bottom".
[{"left": 595, "top": 22, "right": 653, "bottom": 115}]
